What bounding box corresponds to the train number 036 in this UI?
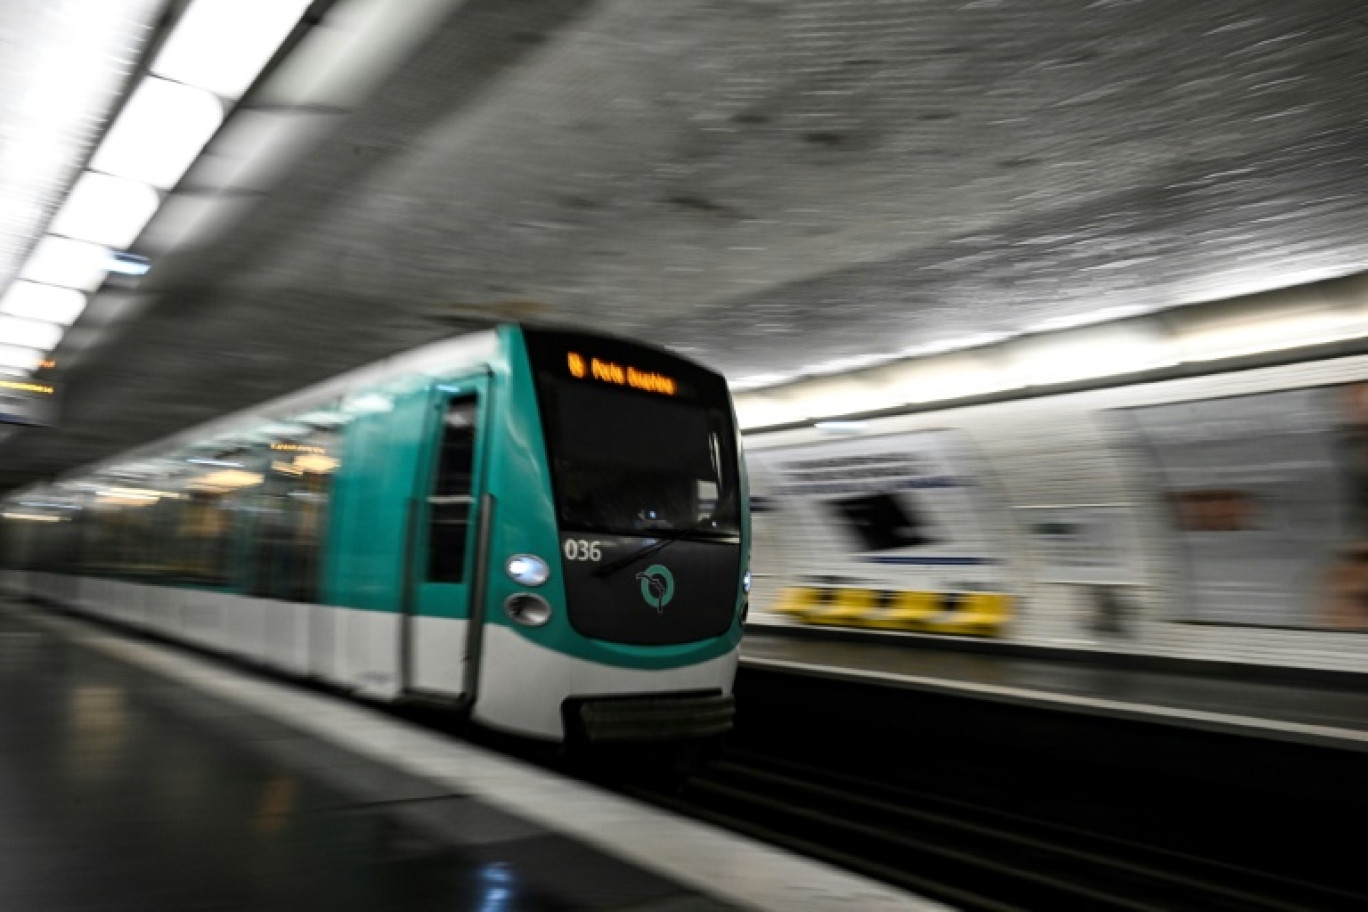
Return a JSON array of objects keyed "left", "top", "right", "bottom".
[{"left": 563, "top": 539, "right": 602, "bottom": 562}]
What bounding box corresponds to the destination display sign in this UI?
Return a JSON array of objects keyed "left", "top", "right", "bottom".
[
  {"left": 566, "top": 351, "right": 677, "bottom": 396},
  {"left": 522, "top": 326, "right": 721, "bottom": 407}
]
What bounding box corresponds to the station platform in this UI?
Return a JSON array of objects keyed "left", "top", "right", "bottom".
[
  {"left": 0, "top": 598, "right": 941, "bottom": 912},
  {"left": 741, "top": 620, "right": 1368, "bottom": 753}
]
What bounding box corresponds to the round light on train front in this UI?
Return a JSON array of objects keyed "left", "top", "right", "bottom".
[
  {"left": 743, "top": 569, "right": 752, "bottom": 593},
  {"left": 504, "top": 593, "right": 552, "bottom": 627},
  {"left": 505, "top": 554, "right": 550, "bottom": 587}
]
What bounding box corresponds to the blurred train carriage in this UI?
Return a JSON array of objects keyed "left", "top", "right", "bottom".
[{"left": 1, "top": 326, "right": 750, "bottom": 745}]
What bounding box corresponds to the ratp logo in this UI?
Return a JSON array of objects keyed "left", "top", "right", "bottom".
[{"left": 635, "top": 564, "right": 675, "bottom": 613}]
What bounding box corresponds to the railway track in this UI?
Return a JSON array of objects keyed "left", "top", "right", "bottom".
[{"left": 624, "top": 748, "right": 1364, "bottom": 912}]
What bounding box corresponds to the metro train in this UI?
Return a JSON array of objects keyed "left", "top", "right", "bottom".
[{"left": 0, "top": 325, "right": 750, "bottom": 745}]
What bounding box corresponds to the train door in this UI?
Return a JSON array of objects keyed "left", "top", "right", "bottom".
[{"left": 403, "top": 377, "right": 490, "bottom": 698}]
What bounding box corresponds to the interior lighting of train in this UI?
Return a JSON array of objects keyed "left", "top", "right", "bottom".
[
  {"left": 0, "top": 512, "right": 65, "bottom": 523},
  {"left": 94, "top": 487, "right": 173, "bottom": 506},
  {"left": 191, "top": 470, "right": 264, "bottom": 493},
  {"left": 292, "top": 453, "right": 339, "bottom": 475}
]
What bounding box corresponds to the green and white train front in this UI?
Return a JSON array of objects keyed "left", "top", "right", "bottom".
[{"left": 475, "top": 329, "right": 748, "bottom": 743}]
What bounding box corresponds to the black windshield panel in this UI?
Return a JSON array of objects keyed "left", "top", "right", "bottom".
[
  {"left": 545, "top": 381, "right": 740, "bottom": 535},
  {"left": 525, "top": 329, "right": 741, "bottom": 538}
]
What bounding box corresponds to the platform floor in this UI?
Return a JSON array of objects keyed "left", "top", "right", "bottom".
[
  {"left": 0, "top": 600, "right": 941, "bottom": 912},
  {"left": 741, "top": 622, "right": 1368, "bottom": 751}
]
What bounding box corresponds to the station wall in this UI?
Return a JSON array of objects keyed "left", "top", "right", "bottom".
[{"left": 744, "top": 353, "right": 1368, "bottom": 673}]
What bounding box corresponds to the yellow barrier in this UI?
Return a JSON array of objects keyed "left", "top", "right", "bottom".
[
  {"left": 766, "top": 587, "right": 1011, "bottom": 636},
  {"left": 865, "top": 590, "right": 940, "bottom": 629},
  {"left": 925, "top": 592, "right": 1012, "bottom": 635},
  {"left": 769, "top": 586, "right": 824, "bottom": 616},
  {"left": 806, "top": 588, "right": 880, "bottom": 626}
]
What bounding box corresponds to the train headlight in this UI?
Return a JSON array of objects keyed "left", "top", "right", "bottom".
[
  {"left": 505, "top": 554, "right": 550, "bottom": 587},
  {"left": 743, "top": 569, "right": 752, "bottom": 593},
  {"left": 504, "top": 593, "right": 552, "bottom": 626}
]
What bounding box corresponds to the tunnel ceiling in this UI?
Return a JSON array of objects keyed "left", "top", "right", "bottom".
[{"left": 3, "top": 0, "right": 1368, "bottom": 489}]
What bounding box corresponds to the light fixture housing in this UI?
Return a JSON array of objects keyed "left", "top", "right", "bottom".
[{"left": 504, "top": 593, "right": 553, "bottom": 627}]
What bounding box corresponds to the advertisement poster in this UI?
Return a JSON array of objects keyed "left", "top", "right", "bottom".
[
  {"left": 1118, "top": 382, "right": 1368, "bottom": 631},
  {"left": 1019, "top": 505, "right": 1131, "bottom": 585},
  {"left": 747, "top": 428, "right": 1006, "bottom": 594}
]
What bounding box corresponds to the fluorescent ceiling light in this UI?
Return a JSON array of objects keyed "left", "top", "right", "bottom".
[
  {"left": 907, "top": 370, "right": 1018, "bottom": 403},
  {"left": 90, "top": 77, "right": 224, "bottom": 189},
  {"left": 19, "top": 236, "right": 110, "bottom": 291},
  {"left": 1177, "top": 310, "right": 1363, "bottom": 362},
  {"left": 0, "top": 344, "right": 44, "bottom": 373},
  {"left": 50, "top": 172, "right": 161, "bottom": 248},
  {"left": 0, "top": 315, "right": 64, "bottom": 352},
  {"left": 730, "top": 372, "right": 794, "bottom": 392},
  {"left": 733, "top": 394, "right": 809, "bottom": 430},
  {"left": 1008, "top": 322, "right": 1176, "bottom": 386},
  {"left": 901, "top": 353, "right": 1020, "bottom": 403},
  {"left": 787, "top": 377, "right": 872, "bottom": 420},
  {"left": 0, "top": 282, "right": 87, "bottom": 327},
  {"left": 0, "top": 0, "right": 159, "bottom": 281},
  {"left": 152, "top": 0, "right": 313, "bottom": 100}
]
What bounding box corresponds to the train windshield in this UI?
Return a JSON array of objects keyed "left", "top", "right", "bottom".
[
  {"left": 545, "top": 382, "right": 740, "bottom": 536},
  {"left": 524, "top": 330, "right": 742, "bottom": 539}
]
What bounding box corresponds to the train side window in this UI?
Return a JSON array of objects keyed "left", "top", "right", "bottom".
[
  {"left": 252, "top": 430, "right": 341, "bottom": 602},
  {"left": 168, "top": 451, "right": 258, "bottom": 587},
  {"left": 427, "top": 396, "right": 479, "bottom": 583}
]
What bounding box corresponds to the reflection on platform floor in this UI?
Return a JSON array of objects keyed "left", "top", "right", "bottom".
[{"left": 0, "top": 601, "right": 939, "bottom": 912}]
